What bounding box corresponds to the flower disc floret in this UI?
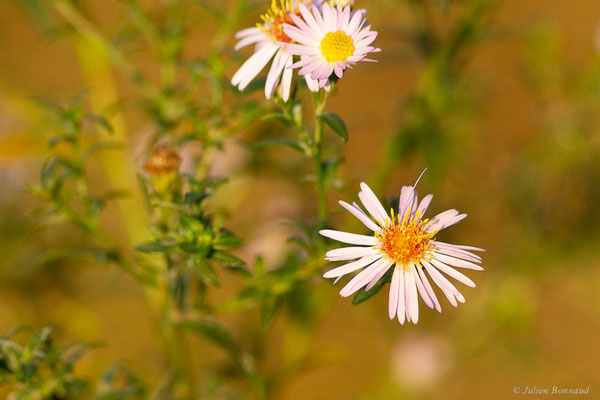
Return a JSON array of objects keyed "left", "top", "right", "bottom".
[
  {"left": 375, "top": 209, "right": 436, "bottom": 266},
  {"left": 320, "top": 31, "right": 355, "bottom": 62},
  {"left": 259, "top": 0, "right": 307, "bottom": 42}
]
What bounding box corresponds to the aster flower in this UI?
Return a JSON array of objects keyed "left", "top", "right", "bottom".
[
  {"left": 281, "top": 3, "right": 380, "bottom": 87},
  {"left": 231, "top": 0, "right": 325, "bottom": 101},
  {"left": 320, "top": 178, "right": 484, "bottom": 324}
]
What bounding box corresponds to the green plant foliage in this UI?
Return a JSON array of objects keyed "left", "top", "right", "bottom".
[{"left": 0, "top": 328, "right": 144, "bottom": 400}]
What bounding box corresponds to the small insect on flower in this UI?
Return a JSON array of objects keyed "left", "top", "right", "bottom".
[
  {"left": 281, "top": 3, "right": 380, "bottom": 88},
  {"left": 320, "top": 173, "right": 484, "bottom": 324},
  {"left": 231, "top": 0, "right": 325, "bottom": 101}
]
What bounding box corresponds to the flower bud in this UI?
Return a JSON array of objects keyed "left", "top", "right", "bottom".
[{"left": 144, "top": 146, "right": 181, "bottom": 176}]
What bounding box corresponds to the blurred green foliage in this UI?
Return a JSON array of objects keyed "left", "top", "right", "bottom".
[
  {"left": 1, "top": 0, "right": 600, "bottom": 399},
  {"left": 0, "top": 328, "right": 144, "bottom": 399}
]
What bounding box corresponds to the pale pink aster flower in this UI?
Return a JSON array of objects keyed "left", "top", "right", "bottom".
[
  {"left": 231, "top": 0, "right": 325, "bottom": 101},
  {"left": 281, "top": 3, "right": 380, "bottom": 87},
  {"left": 320, "top": 177, "right": 484, "bottom": 324}
]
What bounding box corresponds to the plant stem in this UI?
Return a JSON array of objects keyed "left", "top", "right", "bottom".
[{"left": 312, "top": 91, "right": 329, "bottom": 220}]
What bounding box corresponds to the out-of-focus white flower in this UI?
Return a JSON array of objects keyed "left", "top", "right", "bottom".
[
  {"left": 231, "top": 0, "right": 325, "bottom": 101},
  {"left": 391, "top": 334, "right": 452, "bottom": 391},
  {"left": 320, "top": 176, "right": 484, "bottom": 324},
  {"left": 281, "top": 3, "right": 380, "bottom": 88}
]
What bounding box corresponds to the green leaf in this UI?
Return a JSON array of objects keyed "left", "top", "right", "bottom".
[
  {"left": 82, "top": 141, "right": 122, "bottom": 161},
  {"left": 48, "top": 133, "right": 76, "bottom": 147},
  {"left": 261, "top": 112, "right": 289, "bottom": 123},
  {"left": 254, "top": 138, "right": 307, "bottom": 154},
  {"left": 241, "top": 78, "right": 267, "bottom": 94},
  {"left": 195, "top": 260, "right": 220, "bottom": 287},
  {"left": 352, "top": 268, "right": 394, "bottom": 305},
  {"left": 84, "top": 113, "right": 113, "bottom": 133},
  {"left": 135, "top": 240, "right": 177, "bottom": 253},
  {"left": 260, "top": 295, "right": 282, "bottom": 329},
  {"left": 31, "top": 96, "right": 64, "bottom": 115},
  {"left": 317, "top": 112, "right": 348, "bottom": 142},
  {"left": 183, "top": 191, "right": 208, "bottom": 205},
  {"left": 212, "top": 251, "right": 251, "bottom": 276},
  {"left": 322, "top": 156, "right": 343, "bottom": 186},
  {"left": 213, "top": 231, "right": 243, "bottom": 250},
  {"left": 15, "top": 0, "right": 54, "bottom": 29},
  {"left": 212, "top": 251, "right": 245, "bottom": 266},
  {"left": 286, "top": 235, "right": 309, "bottom": 250}
]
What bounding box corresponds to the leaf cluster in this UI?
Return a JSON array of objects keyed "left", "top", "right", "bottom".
[{"left": 0, "top": 328, "right": 145, "bottom": 400}]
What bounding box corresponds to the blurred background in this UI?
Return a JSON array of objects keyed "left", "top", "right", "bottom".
[{"left": 1, "top": 0, "right": 600, "bottom": 399}]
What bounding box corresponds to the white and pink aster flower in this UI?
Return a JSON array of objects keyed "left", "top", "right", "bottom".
[
  {"left": 231, "top": 0, "right": 326, "bottom": 101},
  {"left": 281, "top": 3, "right": 380, "bottom": 87},
  {"left": 320, "top": 179, "right": 484, "bottom": 324}
]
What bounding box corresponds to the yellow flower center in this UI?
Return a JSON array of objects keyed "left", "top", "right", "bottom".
[
  {"left": 259, "top": 0, "right": 309, "bottom": 43},
  {"left": 320, "top": 31, "right": 355, "bottom": 62},
  {"left": 375, "top": 209, "right": 437, "bottom": 266}
]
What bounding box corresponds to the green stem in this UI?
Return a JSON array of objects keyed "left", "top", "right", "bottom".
[{"left": 312, "top": 91, "right": 329, "bottom": 220}]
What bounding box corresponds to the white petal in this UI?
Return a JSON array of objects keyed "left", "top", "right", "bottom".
[
  {"left": 346, "top": 9, "right": 366, "bottom": 34},
  {"left": 388, "top": 268, "right": 400, "bottom": 319},
  {"left": 451, "top": 244, "right": 486, "bottom": 252},
  {"left": 339, "top": 258, "right": 391, "bottom": 297},
  {"left": 433, "top": 242, "right": 482, "bottom": 263},
  {"left": 406, "top": 269, "right": 419, "bottom": 323},
  {"left": 431, "top": 214, "right": 467, "bottom": 232},
  {"left": 417, "top": 194, "right": 433, "bottom": 219},
  {"left": 422, "top": 260, "right": 462, "bottom": 299},
  {"left": 235, "top": 34, "right": 266, "bottom": 51},
  {"left": 235, "top": 27, "right": 261, "bottom": 39},
  {"left": 358, "top": 182, "right": 389, "bottom": 224},
  {"left": 398, "top": 185, "right": 416, "bottom": 219},
  {"left": 412, "top": 264, "right": 434, "bottom": 310},
  {"left": 282, "top": 25, "right": 320, "bottom": 46},
  {"left": 339, "top": 201, "right": 379, "bottom": 231},
  {"left": 440, "top": 286, "right": 458, "bottom": 307},
  {"left": 319, "top": 229, "right": 377, "bottom": 246},
  {"left": 298, "top": 3, "right": 324, "bottom": 37},
  {"left": 403, "top": 269, "right": 412, "bottom": 323},
  {"left": 397, "top": 267, "right": 406, "bottom": 324},
  {"left": 305, "top": 75, "right": 320, "bottom": 91},
  {"left": 265, "top": 50, "right": 285, "bottom": 99},
  {"left": 366, "top": 261, "right": 391, "bottom": 290},
  {"left": 429, "top": 258, "right": 476, "bottom": 288},
  {"left": 323, "top": 254, "right": 381, "bottom": 279},
  {"left": 431, "top": 252, "right": 484, "bottom": 271},
  {"left": 429, "top": 209, "right": 458, "bottom": 224},
  {"left": 325, "top": 246, "right": 376, "bottom": 261},
  {"left": 279, "top": 54, "right": 294, "bottom": 101},
  {"left": 231, "top": 43, "right": 279, "bottom": 90},
  {"left": 428, "top": 209, "right": 467, "bottom": 232},
  {"left": 417, "top": 266, "right": 441, "bottom": 312}
]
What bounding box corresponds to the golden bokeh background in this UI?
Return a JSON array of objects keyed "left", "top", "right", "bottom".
[{"left": 1, "top": 0, "right": 600, "bottom": 399}]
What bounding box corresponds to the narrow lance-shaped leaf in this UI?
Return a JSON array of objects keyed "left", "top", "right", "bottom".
[
  {"left": 254, "top": 138, "right": 308, "bottom": 154},
  {"left": 318, "top": 112, "right": 348, "bottom": 142}
]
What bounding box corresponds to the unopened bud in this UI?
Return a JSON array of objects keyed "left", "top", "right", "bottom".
[{"left": 144, "top": 146, "right": 181, "bottom": 176}]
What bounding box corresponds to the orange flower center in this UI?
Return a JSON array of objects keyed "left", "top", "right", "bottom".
[
  {"left": 375, "top": 209, "right": 436, "bottom": 266},
  {"left": 258, "top": 0, "right": 309, "bottom": 43}
]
